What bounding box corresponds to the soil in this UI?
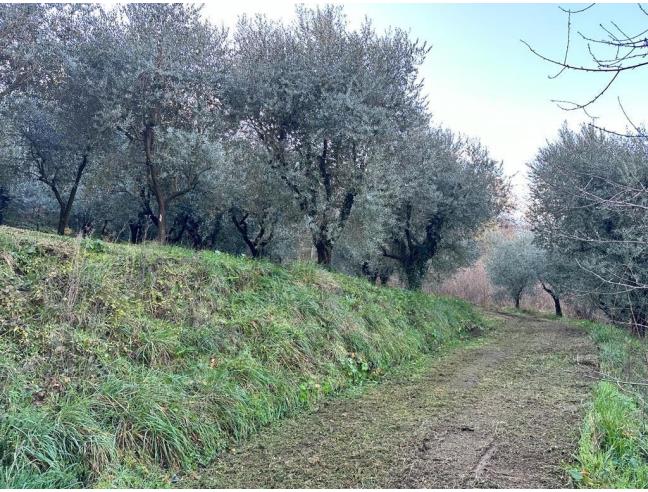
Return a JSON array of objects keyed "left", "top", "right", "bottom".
[{"left": 183, "top": 311, "right": 597, "bottom": 488}]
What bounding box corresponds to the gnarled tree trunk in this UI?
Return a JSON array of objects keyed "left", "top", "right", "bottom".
[{"left": 314, "top": 236, "right": 333, "bottom": 265}]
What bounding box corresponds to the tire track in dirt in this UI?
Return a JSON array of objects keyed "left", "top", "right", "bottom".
[{"left": 183, "top": 312, "right": 597, "bottom": 488}]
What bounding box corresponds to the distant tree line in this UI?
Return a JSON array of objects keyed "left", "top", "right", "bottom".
[{"left": 0, "top": 3, "right": 509, "bottom": 289}]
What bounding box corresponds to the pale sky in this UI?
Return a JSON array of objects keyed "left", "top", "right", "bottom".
[{"left": 202, "top": 2, "right": 648, "bottom": 204}]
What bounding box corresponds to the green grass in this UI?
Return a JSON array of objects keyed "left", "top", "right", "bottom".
[
  {"left": 568, "top": 320, "right": 648, "bottom": 488},
  {"left": 0, "top": 226, "right": 484, "bottom": 487}
]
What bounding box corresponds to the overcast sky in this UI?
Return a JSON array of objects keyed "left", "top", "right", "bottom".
[{"left": 202, "top": 2, "right": 648, "bottom": 203}]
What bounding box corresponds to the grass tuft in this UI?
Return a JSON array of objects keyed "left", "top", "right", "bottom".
[{"left": 568, "top": 320, "right": 648, "bottom": 488}]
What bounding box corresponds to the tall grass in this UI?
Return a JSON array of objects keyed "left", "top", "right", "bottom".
[
  {"left": 0, "top": 226, "right": 483, "bottom": 487},
  {"left": 569, "top": 320, "right": 648, "bottom": 488}
]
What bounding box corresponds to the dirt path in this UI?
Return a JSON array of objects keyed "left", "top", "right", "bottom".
[{"left": 184, "top": 312, "right": 597, "bottom": 488}]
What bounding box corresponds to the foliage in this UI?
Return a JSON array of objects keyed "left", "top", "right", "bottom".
[
  {"left": 2, "top": 5, "right": 119, "bottom": 235},
  {"left": 486, "top": 231, "right": 545, "bottom": 309},
  {"left": 216, "top": 139, "right": 302, "bottom": 259},
  {"left": 109, "top": 4, "right": 230, "bottom": 243},
  {"left": 0, "top": 4, "right": 62, "bottom": 99},
  {"left": 0, "top": 226, "right": 483, "bottom": 487},
  {"left": 226, "top": 5, "right": 429, "bottom": 264},
  {"left": 0, "top": 3, "right": 505, "bottom": 287},
  {"left": 528, "top": 124, "right": 648, "bottom": 334},
  {"left": 375, "top": 127, "right": 508, "bottom": 289}
]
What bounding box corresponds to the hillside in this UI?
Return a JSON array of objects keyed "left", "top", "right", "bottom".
[{"left": 0, "top": 226, "right": 483, "bottom": 487}]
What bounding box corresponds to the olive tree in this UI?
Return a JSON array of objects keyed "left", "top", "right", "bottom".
[
  {"left": 227, "top": 5, "right": 428, "bottom": 264},
  {"left": 332, "top": 189, "right": 397, "bottom": 283},
  {"left": 528, "top": 124, "right": 648, "bottom": 334},
  {"left": 376, "top": 126, "right": 509, "bottom": 289},
  {"left": 3, "top": 5, "right": 119, "bottom": 235},
  {"left": 532, "top": 245, "right": 575, "bottom": 317},
  {"left": 218, "top": 140, "right": 301, "bottom": 258},
  {"left": 486, "top": 232, "right": 545, "bottom": 309},
  {"left": 113, "top": 4, "right": 229, "bottom": 243},
  {"left": 526, "top": 5, "right": 648, "bottom": 332}
]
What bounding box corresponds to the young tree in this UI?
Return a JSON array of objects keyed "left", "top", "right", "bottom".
[
  {"left": 486, "top": 232, "right": 544, "bottom": 309},
  {"left": 376, "top": 127, "right": 509, "bottom": 289},
  {"left": 227, "top": 5, "right": 428, "bottom": 264}
]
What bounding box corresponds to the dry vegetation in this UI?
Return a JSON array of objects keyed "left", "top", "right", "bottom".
[{"left": 430, "top": 258, "right": 557, "bottom": 313}]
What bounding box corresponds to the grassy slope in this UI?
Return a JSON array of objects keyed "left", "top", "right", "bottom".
[
  {"left": 568, "top": 320, "right": 648, "bottom": 488},
  {"left": 0, "top": 226, "right": 483, "bottom": 487}
]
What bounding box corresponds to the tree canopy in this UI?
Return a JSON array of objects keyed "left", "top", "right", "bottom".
[
  {"left": 528, "top": 124, "right": 648, "bottom": 334},
  {"left": 0, "top": 3, "right": 509, "bottom": 291}
]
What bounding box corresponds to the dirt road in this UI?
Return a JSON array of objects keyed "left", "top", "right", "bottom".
[{"left": 185, "top": 312, "right": 597, "bottom": 488}]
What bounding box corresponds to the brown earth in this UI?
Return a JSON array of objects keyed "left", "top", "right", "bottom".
[{"left": 183, "top": 311, "right": 597, "bottom": 488}]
